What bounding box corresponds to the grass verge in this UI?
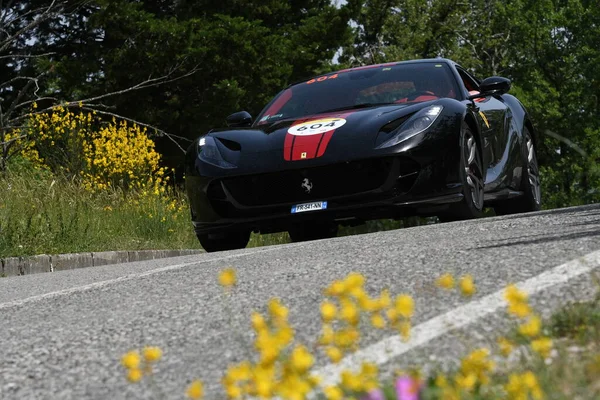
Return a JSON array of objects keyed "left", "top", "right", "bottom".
[{"left": 0, "top": 167, "right": 201, "bottom": 258}]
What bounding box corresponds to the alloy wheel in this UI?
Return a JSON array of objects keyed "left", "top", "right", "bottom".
[
  {"left": 526, "top": 135, "right": 542, "bottom": 205},
  {"left": 464, "top": 133, "right": 484, "bottom": 210}
]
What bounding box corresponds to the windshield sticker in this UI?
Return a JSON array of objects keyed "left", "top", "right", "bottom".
[
  {"left": 288, "top": 118, "right": 347, "bottom": 136},
  {"left": 306, "top": 74, "right": 338, "bottom": 84}
]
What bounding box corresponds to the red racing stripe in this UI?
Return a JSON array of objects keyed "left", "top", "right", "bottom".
[{"left": 284, "top": 112, "right": 353, "bottom": 161}]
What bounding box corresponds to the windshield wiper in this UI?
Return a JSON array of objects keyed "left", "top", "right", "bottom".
[{"left": 318, "top": 102, "right": 397, "bottom": 114}]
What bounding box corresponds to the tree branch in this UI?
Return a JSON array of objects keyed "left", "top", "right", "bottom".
[
  {"left": 79, "top": 107, "right": 188, "bottom": 153},
  {"left": 0, "top": 52, "right": 56, "bottom": 60},
  {"left": 0, "top": 0, "right": 63, "bottom": 53},
  {"left": 70, "top": 63, "right": 200, "bottom": 105}
]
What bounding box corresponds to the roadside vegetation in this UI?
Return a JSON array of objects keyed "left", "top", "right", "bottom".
[{"left": 119, "top": 269, "right": 600, "bottom": 399}]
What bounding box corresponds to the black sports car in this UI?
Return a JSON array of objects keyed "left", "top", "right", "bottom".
[{"left": 185, "top": 58, "right": 541, "bottom": 252}]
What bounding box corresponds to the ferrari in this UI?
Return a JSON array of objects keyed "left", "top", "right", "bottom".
[{"left": 185, "top": 58, "right": 542, "bottom": 252}]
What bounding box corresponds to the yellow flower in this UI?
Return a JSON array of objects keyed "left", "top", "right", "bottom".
[
  {"left": 142, "top": 346, "right": 162, "bottom": 363},
  {"left": 459, "top": 275, "right": 476, "bottom": 297},
  {"left": 186, "top": 380, "right": 204, "bottom": 399},
  {"left": 268, "top": 298, "right": 289, "bottom": 322},
  {"left": 518, "top": 315, "right": 542, "bottom": 338},
  {"left": 505, "top": 371, "right": 543, "bottom": 400},
  {"left": 371, "top": 313, "right": 386, "bottom": 329},
  {"left": 121, "top": 351, "right": 141, "bottom": 369},
  {"left": 508, "top": 302, "right": 532, "bottom": 318},
  {"left": 319, "top": 324, "right": 335, "bottom": 345},
  {"left": 497, "top": 337, "right": 514, "bottom": 357},
  {"left": 455, "top": 373, "right": 477, "bottom": 391},
  {"left": 290, "top": 345, "right": 314, "bottom": 373},
  {"left": 341, "top": 370, "right": 363, "bottom": 392},
  {"left": 460, "top": 348, "right": 495, "bottom": 385},
  {"left": 531, "top": 337, "right": 553, "bottom": 358},
  {"left": 436, "top": 273, "right": 455, "bottom": 289},
  {"left": 323, "top": 386, "right": 343, "bottom": 400},
  {"left": 505, "top": 284, "right": 531, "bottom": 318},
  {"left": 126, "top": 368, "right": 143, "bottom": 383},
  {"left": 504, "top": 284, "right": 528, "bottom": 304},
  {"left": 219, "top": 268, "right": 236, "bottom": 287},
  {"left": 325, "top": 346, "right": 343, "bottom": 363},
  {"left": 340, "top": 302, "right": 359, "bottom": 326},
  {"left": 320, "top": 301, "right": 337, "bottom": 322},
  {"left": 344, "top": 272, "right": 365, "bottom": 288},
  {"left": 251, "top": 312, "right": 267, "bottom": 332},
  {"left": 395, "top": 294, "right": 414, "bottom": 318},
  {"left": 325, "top": 280, "right": 346, "bottom": 297},
  {"left": 376, "top": 289, "right": 391, "bottom": 309}
]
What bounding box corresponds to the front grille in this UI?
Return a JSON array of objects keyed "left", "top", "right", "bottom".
[{"left": 220, "top": 158, "right": 397, "bottom": 207}]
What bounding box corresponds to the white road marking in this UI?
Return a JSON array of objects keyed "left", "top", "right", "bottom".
[
  {"left": 0, "top": 245, "right": 301, "bottom": 311},
  {"left": 314, "top": 249, "right": 600, "bottom": 387}
]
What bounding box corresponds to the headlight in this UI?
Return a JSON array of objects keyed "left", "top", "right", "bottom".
[
  {"left": 198, "top": 136, "right": 237, "bottom": 169},
  {"left": 376, "top": 105, "right": 443, "bottom": 149}
]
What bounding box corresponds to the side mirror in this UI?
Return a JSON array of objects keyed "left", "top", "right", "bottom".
[
  {"left": 476, "top": 76, "right": 511, "bottom": 97},
  {"left": 226, "top": 111, "right": 252, "bottom": 127}
]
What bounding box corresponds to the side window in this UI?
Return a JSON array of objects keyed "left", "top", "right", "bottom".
[{"left": 456, "top": 67, "right": 480, "bottom": 93}]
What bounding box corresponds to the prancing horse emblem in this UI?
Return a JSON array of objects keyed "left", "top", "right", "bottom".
[{"left": 301, "top": 178, "right": 313, "bottom": 193}]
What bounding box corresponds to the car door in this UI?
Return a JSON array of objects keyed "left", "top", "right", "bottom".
[{"left": 456, "top": 67, "right": 511, "bottom": 187}]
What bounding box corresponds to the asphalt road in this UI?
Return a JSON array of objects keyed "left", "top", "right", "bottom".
[{"left": 2, "top": 205, "right": 600, "bottom": 399}]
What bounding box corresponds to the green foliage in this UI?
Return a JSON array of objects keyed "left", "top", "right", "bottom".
[{"left": 0, "top": 167, "right": 199, "bottom": 258}]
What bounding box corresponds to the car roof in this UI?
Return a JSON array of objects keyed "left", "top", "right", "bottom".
[{"left": 289, "top": 58, "right": 457, "bottom": 87}]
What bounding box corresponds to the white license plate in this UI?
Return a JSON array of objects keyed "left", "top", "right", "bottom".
[{"left": 291, "top": 201, "right": 328, "bottom": 214}]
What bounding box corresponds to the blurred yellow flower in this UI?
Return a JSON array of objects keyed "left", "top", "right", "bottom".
[
  {"left": 326, "top": 346, "right": 343, "bottom": 363},
  {"left": 324, "top": 386, "right": 343, "bottom": 400},
  {"left": 455, "top": 372, "right": 476, "bottom": 391},
  {"left": 531, "top": 337, "right": 553, "bottom": 358},
  {"left": 371, "top": 313, "right": 386, "bottom": 329},
  {"left": 325, "top": 280, "right": 346, "bottom": 297},
  {"left": 251, "top": 312, "right": 267, "bottom": 332},
  {"left": 320, "top": 301, "right": 337, "bottom": 322},
  {"left": 142, "top": 346, "right": 162, "bottom": 363},
  {"left": 126, "top": 368, "right": 143, "bottom": 383},
  {"left": 340, "top": 302, "right": 359, "bottom": 326},
  {"left": 395, "top": 294, "right": 414, "bottom": 318},
  {"left": 497, "top": 337, "right": 514, "bottom": 357},
  {"left": 186, "top": 380, "right": 204, "bottom": 399},
  {"left": 506, "top": 371, "right": 543, "bottom": 400},
  {"left": 459, "top": 275, "right": 476, "bottom": 297},
  {"left": 290, "top": 345, "right": 314, "bottom": 373},
  {"left": 319, "top": 324, "right": 334, "bottom": 345},
  {"left": 505, "top": 284, "right": 531, "bottom": 318},
  {"left": 508, "top": 301, "right": 532, "bottom": 318},
  {"left": 219, "top": 268, "right": 236, "bottom": 287},
  {"left": 121, "top": 351, "right": 141, "bottom": 369},
  {"left": 436, "top": 273, "right": 455, "bottom": 289},
  {"left": 268, "top": 298, "right": 289, "bottom": 322},
  {"left": 505, "top": 284, "right": 528, "bottom": 304},
  {"left": 518, "top": 315, "right": 542, "bottom": 338}
]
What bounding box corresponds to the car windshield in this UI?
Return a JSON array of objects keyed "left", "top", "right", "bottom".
[{"left": 255, "top": 62, "right": 460, "bottom": 125}]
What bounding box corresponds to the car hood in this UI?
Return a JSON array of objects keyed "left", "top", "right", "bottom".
[{"left": 198, "top": 102, "right": 439, "bottom": 176}]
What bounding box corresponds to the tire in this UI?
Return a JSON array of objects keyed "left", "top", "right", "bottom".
[
  {"left": 439, "top": 122, "right": 485, "bottom": 222},
  {"left": 288, "top": 222, "right": 338, "bottom": 243},
  {"left": 494, "top": 127, "right": 542, "bottom": 215},
  {"left": 196, "top": 231, "right": 250, "bottom": 252}
]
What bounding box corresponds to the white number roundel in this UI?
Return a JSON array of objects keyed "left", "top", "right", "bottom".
[{"left": 287, "top": 118, "right": 347, "bottom": 136}]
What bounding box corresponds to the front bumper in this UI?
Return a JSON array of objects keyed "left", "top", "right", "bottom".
[{"left": 186, "top": 154, "right": 463, "bottom": 235}]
